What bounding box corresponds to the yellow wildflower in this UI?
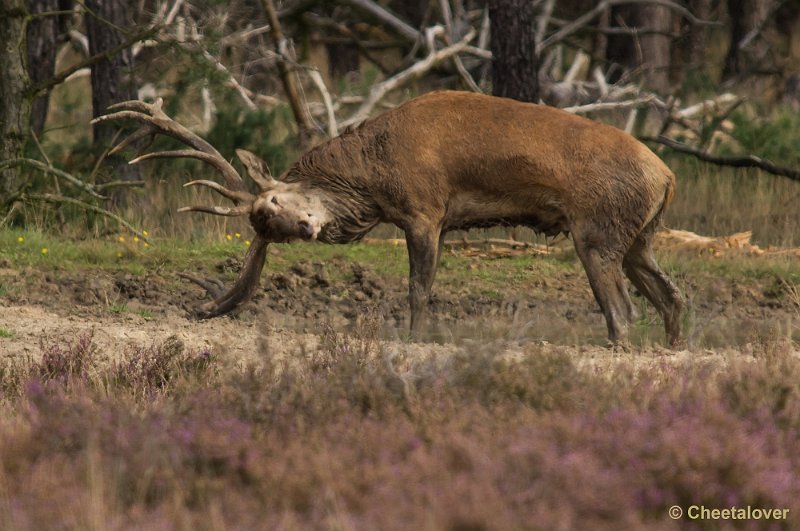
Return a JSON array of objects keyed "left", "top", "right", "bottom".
[
  {"left": 226, "top": 234, "right": 233, "bottom": 241},
  {"left": 17, "top": 236, "right": 24, "bottom": 243},
  {"left": 118, "top": 236, "right": 125, "bottom": 243},
  {"left": 41, "top": 248, "right": 48, "bottom": 255},
  {"left": 245, "top": 240, "right": 251, "bottom": 246}
]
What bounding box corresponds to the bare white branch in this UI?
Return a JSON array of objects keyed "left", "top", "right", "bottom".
[{"left": 341, "top": 27, "right": 477, "bottom": 128}]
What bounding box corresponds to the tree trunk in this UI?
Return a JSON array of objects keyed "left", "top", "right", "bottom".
[
  {"left": 606, "top": 5, "right": 674, "bottom": 93},
  {"left": 488, "top": 0, "right": 538, "bottom": 102},
  {"left": 684, "top": 0, "right": 714, "bottom": 70},
  {"left": 0, "top": 0, "right": 32, "bottom": 203},
  {"left": 260, "top": 0, "right": 314, "bottom": 145},
  {"left": 723, "top": 0, "right": 772, "bottom": 78},
  {"left": 85, "top": 0, "right": 140, "bottom": 196},
  {"left": 26, "top": 0, "right": 60, "bottom": 138}
]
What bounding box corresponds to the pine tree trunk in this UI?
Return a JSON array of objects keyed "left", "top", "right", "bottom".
[
  {"left": 685, "top": 0, "right": 714, "bottom": 70},
  {"left": 85, "top": 0, "right": 140, "bottom": 196},
  {"left": 724, "top": 0, "right": 772, "bottom": 78},
  {"left": 487, "top": 0, "right": 538, "bottom": 102},
  {"left": 606, "top": 5, "right": 673, "bottom": 93},
  {"left": 26, "top": 0, "right": 60, "bottom": 138},
  {"left": 0, "top": 0, "right": 32, "bottom": 203}
]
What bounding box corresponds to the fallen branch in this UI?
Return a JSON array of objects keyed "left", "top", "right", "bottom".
[
  {"left": 23, "top": 193, "right": 149, "bottom": 242},
  {"left": 443, "top": 238, "right": 554, "bottom": 252},
  {"left": 362, "top": 237, "right": 561, "bottom": 253},
  {"left": 563, "top": 95, "right": 665, "bottom": 114},
  {"left": 94, "top": 180, "right": 146, "bottom": 191},
  {"left": 0, "top": 159, "right": 105, "bottom": 199},
  {"left": 641, "top": 135, "right": 800, "bottom": 182}
]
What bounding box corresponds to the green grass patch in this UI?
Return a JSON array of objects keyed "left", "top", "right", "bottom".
[{"left": 0, "top": 328, "right": 14, "bottom": 338}]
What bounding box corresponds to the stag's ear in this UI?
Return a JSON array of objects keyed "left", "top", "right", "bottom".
[{"left": 236, "top": 149, "right": 278, "bottom": 191}]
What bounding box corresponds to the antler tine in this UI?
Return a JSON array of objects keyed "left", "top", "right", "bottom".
[
  {"left": 177, "top": 204, "right": 253, "bottom": 217},
  {"left": 107, "top": 123, "right": 157, "bottom": 156},
  {"left": 95, "top": 98, "right": 248, "bottom": 194},
  {"left": 235, "top": 149, "right": 278, "bottom": 192},
  {"left": 106, "top": 99, "right": 165, "bottom": 114},
  {"left": 129, "top": 149, "right": 255, "bottom": 205},
  {"left": 184, "top": 179, "right": 255, "bottom": 204},
  {"left": 194, "top": 235, "right": 270, "bottom": 318}
]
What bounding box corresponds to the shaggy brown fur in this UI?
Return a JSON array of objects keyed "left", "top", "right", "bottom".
[
  {"left": 103, "top": 91, "right": 684, "bottom": 346},
  {"left": 269, "top": 91, "right": 683, "bottom": 345}
]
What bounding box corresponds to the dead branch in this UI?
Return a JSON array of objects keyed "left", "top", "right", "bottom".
[
  {"left": 301, "top": 12, "right": 391, "bottom": 75},
  {"left": 23, "top": 193, "right": 149, "bottom": 242},
  {"left": 443, "top": 238, "right": 554, "bottom": 252},
  {"left": 362, "top": 237, "right": 557, "bottom": 254},
  {"left": 438, "top": 0, "right": 481, "bottom": 93},
  {"left": 94, "top": 180, "right": 146, "bottom": 191},
  {"left": 563, "top": 95, "right": 666, "bottom": 114},
  {"left": 32, "top": 26, "right": 157, "bottom": 97},
  {"left": 338, "top": 0, "right": 421, "bottom": 43},
  {"left": 259, "top": 0, "right": 314, "bottom": 140},
  {"left": 306, "top": 69, "right": 338, "bottom": 137},
  {"left": 676, "top": 93, "right": 740, "bottom": 119},
  {"left": 0, "top": 159, "right": 106, "bottom": 199},
  {"left": 188, "top": 24, "right": 257, "bottom": 111},
  {"left": 341, "top": 26, "right": 477, "bottom": 127},
  {"left": 641, "top": 135, "right": 800, "bottom": 182},
  {"left": 540, "top": 0, "right": 719, "bottom": 50}
]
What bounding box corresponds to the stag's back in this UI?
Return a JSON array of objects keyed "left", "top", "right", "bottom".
[{"left": 347, "top": 91, "right": 673, "bottom": 236}]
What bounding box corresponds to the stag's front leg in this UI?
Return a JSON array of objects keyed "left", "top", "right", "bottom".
[{"left": 405, "top": 225, "right": 442, "bottom": 339}]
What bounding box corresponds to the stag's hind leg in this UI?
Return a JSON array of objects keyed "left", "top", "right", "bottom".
[
  {"left": 622, "top": 224, "right": 684, "bottom": 347},
  {"left": 572, "top": 226, "right": 637, "bottom": 345}
]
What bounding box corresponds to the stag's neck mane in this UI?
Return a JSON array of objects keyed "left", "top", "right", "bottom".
[{"left": 283, "top": 125, "right": 386, "bottom": 244}]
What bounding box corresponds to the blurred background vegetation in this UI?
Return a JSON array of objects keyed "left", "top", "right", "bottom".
[{"left": 2, "top": 0, "right": 800, "bottom": 245}]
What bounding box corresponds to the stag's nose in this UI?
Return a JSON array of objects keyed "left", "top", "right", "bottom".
[{"left": 298, "top": 220, "right": 314, "bottom": 239}]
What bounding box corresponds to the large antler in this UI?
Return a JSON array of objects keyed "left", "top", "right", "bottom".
[{"left": 93, "top": 98, "right": 276, "bottom": 318}]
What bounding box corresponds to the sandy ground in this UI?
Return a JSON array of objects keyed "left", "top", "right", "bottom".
[
  {"left": 3, "top": 299, "right": 794, "bottom": 380},
  {"left": 1, "top": 242, "right": 798, "bottom": 370}
]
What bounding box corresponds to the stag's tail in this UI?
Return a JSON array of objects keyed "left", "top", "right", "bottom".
[{"left": 643, "top": 168, "right": 676, "bottom": 233}]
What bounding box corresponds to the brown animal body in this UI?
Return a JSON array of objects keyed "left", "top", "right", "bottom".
[{"left": 96, "top": 91, "right": 684, "bottom": 346}]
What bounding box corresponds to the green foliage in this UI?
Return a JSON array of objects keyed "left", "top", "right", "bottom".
[
  {"left": 676, "top": 70, "right": 718, "bottom": 101},
  {"left": 724, "top": 106, "right": 800, "bottom": 166},
  {"left": 205, "top": 101, "right": 295, "bottom": 176}
]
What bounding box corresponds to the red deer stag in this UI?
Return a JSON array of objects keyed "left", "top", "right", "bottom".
[{"left": 94, "top": 91, "right": 684, "bottom": 346}]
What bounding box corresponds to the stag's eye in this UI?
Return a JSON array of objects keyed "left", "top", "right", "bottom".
[{"left": 271, "top": 196, "right": 280, "bottom": 206}]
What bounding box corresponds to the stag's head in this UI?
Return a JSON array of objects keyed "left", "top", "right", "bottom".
[
  {"left": 233, "top": 150, "right": 327, "bottom": 243},
  {"left": 92, "top": 98, "right": 328, "bottom": 318},
  {"left": 93, "top": 99, "right": 326, "bottom": 244}
]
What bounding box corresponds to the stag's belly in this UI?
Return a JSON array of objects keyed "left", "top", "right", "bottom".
[{"left": 443, "top": 193, "right": 569, "bottom": 236}]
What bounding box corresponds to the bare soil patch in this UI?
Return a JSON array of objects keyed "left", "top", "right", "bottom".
[{"left": 1, "top": 244, "right": 797, "bottom": 363}]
